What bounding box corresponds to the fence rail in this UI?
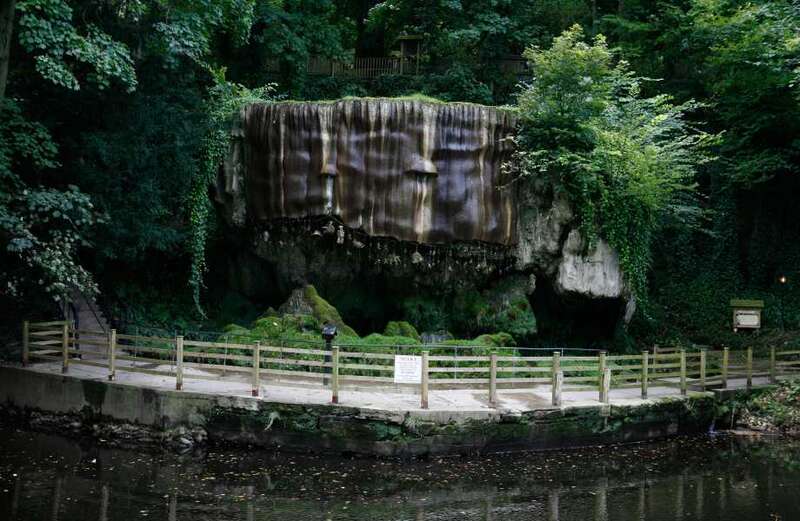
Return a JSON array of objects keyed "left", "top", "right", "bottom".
[{"left": 20, "top": 320, "right": 800, "bottom": 409}]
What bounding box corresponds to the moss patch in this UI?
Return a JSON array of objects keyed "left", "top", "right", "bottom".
[
  {"left": 476, "top": 277, "right": 537, "bottom": 341},
  {"left": 383, "top": 321, "right": 421, "bottom": 342},
  {"left": 302, "top": 285, "right": 358, "bottom": 337}
]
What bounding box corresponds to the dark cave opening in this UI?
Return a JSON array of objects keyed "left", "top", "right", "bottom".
[
  {"left": 529, "top": 275, "right": 624, "bottom": 348},
  {"left": 211, "top": 224, "right": 626, "bottom": 345}
]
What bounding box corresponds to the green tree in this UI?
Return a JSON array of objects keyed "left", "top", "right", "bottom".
[
  {"left": 0, "top": 98, "right": 102, "bottom": 302},
  {"left": 1, "top": 0, "right": 137, "bottom": 308},
  {"left": 365, "top": 0, "right": 589, "bottom": 104},
  {"left": 13, "top": 0, "right": 136, "bottom": 93},
  {"left": 510, "top": 25, "right": 712, "bottom": 305},
  {"left": 689, "top": 0, "right": 799, "bottom": 186},
  {"left": 1, "top": 0, "right": 265, "bottom": 313}
]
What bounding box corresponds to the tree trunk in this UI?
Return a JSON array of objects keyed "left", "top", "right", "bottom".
[{"left": 0, "top": 0, "right": 17, "bottom": 101}]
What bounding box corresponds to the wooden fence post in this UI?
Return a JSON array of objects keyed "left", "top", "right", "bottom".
[
  {"left": 653, "top": 345, "right": 659, "bottom": 374},
  {"left": 641, "top": 351, "right": 649, "bottom": 399},
  {"left": 489, "top": 351, "right": 497, "bottom": 406},
  {"left": 552, "top": 351, "right": 561, "bottom": 406},
  {"left": 108, "top": 329, "right": 116, "bottom": 381},
  {"left": 722, "top": 347, "right": 729, "bottom": 389},
  {"left": 421, "top": 351, "right": 429, "bottom": 409},
  {"left": 680, "top": 349, "right": 687, "bottom": 396},
  {"left": 252, "top": 341, "right": 260, "bottom": 397},
  {"left": 553, "top": 371, "right": 563, "bottom": 407},
  {"left": 699, "top": 349, "right": 707, "bottom": 391},
  {"left": 598, "top": 351, "right": 607, "bottom": 403},
  {"left": 601, "top": 368, "right": 611, "bottom": 404},
  {"left": 175, "top": 335, "right": 184, "bottom": 391},
  {"left": 331, "top": 345, "right": 339, "bottom": 404},
  {"left": 22, "top": 320, "right": 29, "bottom": 367},
  {"left": 770, "top": 346, "right": 776, "bottom": 384},
  {"left": 746, "top": 346, "right": 753, "bottom": 390},
  {"left": 61, "top": 322, "right": 69, "bottom": 374}
]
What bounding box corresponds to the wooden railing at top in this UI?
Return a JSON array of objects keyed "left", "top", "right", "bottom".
[
  {"left": 266, "top": 55, "right": 529, "bottom": 79},
  {"left": 20, "top": 320, "right": 800, "bottom": 409},
  {"left": 305, "top": 56, "right": 419, "bottom": 78}
]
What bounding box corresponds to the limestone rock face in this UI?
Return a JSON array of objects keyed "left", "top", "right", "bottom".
[
  {"left": 218, "top": 99, "right": 517, "bottom": 244},
  {"left": 512, "top": 177, "right": 626, "bottom": 301},
  {"left": 556, "top": 230, "right": 624, "bottom": 298},
  {"left": 215, "top": 98, "right": 632, "bottom": 330},
  {"left": 514, "top": 178, "right": 573, "bottom": 276}
]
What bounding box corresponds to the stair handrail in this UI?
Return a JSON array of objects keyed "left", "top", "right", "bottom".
[{"left": 67, "top": 288, "right": 108, "bottom": 335}]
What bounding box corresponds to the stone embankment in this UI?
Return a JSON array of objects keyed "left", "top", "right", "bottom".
[{"left": 0, "top": 364, "right": 726, "bottom": 457}]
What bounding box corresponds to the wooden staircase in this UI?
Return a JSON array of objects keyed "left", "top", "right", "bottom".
[{"left": 66, "top": 290, "right": 109, "bottom": 357}]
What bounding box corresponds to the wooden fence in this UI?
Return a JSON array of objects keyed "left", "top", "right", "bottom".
[
  {"left": 21, "top": 320, "right": 800, "bottom": 409},
  {"left": 265, "top": 55, "right": 529, "bottom": 79},
  {"left": 303, "top": 56, "right": 420, "bottom": 78}
]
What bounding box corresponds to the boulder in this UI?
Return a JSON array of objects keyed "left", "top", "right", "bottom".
[
  {"left": 383, "top": 321, "right": 421, "bottom": 342},
  {"left": 277, "top": 285, "right": 358, "bottom": 337}
]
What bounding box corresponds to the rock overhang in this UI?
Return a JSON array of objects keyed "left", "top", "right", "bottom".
[{"left": 215, "top": 97, "right": 632, "bottom": 328}]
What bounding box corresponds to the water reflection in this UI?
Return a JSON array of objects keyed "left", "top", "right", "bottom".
[{"left": 1, "top": 427, "right": 798, "bottom": 521}]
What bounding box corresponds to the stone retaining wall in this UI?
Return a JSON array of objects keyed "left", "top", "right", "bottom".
[{"left": 0, "top": 366, "right": 716, "bottom": 457}]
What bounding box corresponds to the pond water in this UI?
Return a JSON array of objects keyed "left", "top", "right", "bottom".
[{"left": 0, "top": 426, "right": 799, "bottom": 521}]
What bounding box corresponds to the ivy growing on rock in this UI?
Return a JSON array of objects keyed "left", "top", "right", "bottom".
[{"left": 188, "top": 72, "right": 274, "bottom": 314}]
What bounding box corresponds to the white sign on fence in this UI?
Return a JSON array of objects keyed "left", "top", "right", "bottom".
[{"left": 394, "top": 355, "right": 422, "bottom": 384}]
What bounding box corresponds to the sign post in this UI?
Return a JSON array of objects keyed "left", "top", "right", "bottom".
[
  {"left": 730, "top": 299, "right": 764, "bottom": 332},
  {"left": 394, "top": 354, "right": 423, "bottom": 384},
  {"left": 394, "top": 354, "right": 426, "bottom": 408}
]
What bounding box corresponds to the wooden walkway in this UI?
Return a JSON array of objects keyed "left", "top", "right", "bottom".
[{"left": 21, "top": 320, "right": 797, "bottom": 410}]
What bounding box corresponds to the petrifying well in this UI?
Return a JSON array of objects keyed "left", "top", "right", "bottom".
[
  {"left": 216, "top": 97, "right": 632, "bottom": 328},
  {"left": 222, "top": 99, "right": 517, "bottom": 245}
]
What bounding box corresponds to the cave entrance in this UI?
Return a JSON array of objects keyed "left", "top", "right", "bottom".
[{"left": 530, "top": 275, "right": 624, "bottom": 348}]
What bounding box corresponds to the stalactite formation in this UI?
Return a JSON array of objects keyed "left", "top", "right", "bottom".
[
  {"left": 233, "top": 99, "right": 517, "bottom": 245},
  {"left": 217, "top": 98, "right": 631, "bottom": 336}
]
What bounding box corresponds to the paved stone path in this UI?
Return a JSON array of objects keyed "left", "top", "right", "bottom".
[{"left": 18, "top": 359, "right": 774, "bottom": 419}]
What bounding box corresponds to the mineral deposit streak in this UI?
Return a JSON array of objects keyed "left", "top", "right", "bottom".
[{"left": 241, "top": 99, "right": 517, "bottom": 245}]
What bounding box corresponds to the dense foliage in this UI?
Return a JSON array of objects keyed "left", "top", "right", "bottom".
[
  {"left": 188, "top": 76, "right": 274, "bottom": 314},
  {"left": 510, "top": 26, "right": 711, "bottom": 304},
  {"left": 1, "top": 0, "right": 799, "bottom": 350},
  {"left": 0, "top": 98, "right": 101, "bottom": 302}
]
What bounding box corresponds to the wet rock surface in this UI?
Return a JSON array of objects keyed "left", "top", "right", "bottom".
[
  {"left": 215, "top": 98, "right": 632, "bottom": 332},
  {"left": 220, "top": 99, "right": 517, "bottom": 245},
  {"left": 1, "top": 405, "right": 209, "bottom": 453}
]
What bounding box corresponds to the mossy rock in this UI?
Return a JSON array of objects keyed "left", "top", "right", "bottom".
[
  {"left": 222, "top": 314, "right": 324, "bottom": 344},
  {"left": 383, "top": 321, "right": 421, "bottom": 342},
  {"left": 345, "top": 333, "right": 420, "bottom": 347},
  {"left": 251, "top": 314, "right": 321, "bottom": 339},
  {"left": 473, "top": 332, "right": 516, "bottom": 347},
  {"left": 440, "top": 332, "right": 516, "bottom": 348},
  {"left": 278, "top": 284, "right": 358, "bottom": 337},
  {"left": 223, "top": 324, "right": 251, "bottom": 335},
  {"left": 476, "top": 277, "right": 537, "bottom": 341}
]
